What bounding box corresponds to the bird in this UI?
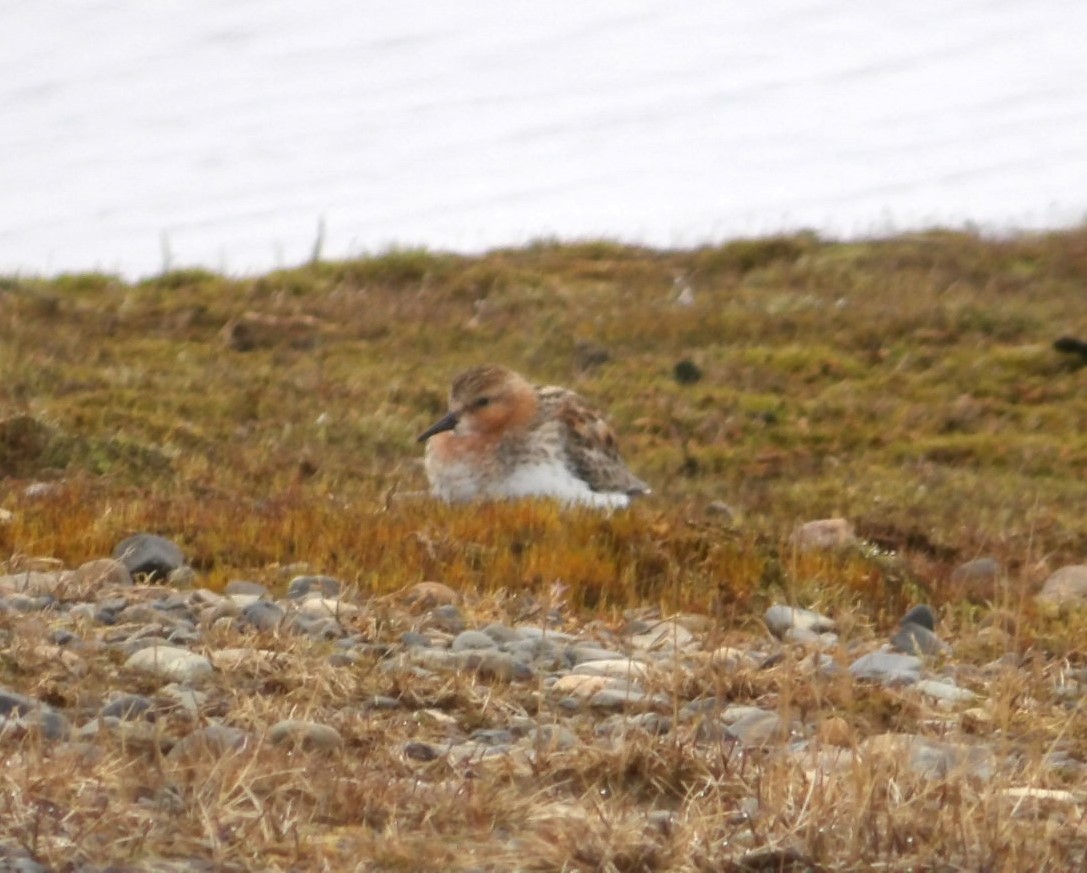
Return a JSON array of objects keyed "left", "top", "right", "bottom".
[{"left": 417, "top": 364, "right": 650, "bottom": 508}]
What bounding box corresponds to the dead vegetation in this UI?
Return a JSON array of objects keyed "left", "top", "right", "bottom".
[{"left": 0, "top": 228, "right": 1086, "bottom": 869}]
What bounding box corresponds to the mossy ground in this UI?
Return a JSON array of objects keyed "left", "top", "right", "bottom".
[{"left": 1, "top": 228, "right": 1086, "bottom": 870}]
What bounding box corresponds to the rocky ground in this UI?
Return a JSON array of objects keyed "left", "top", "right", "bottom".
[{"left": 1, "top": 529, "right": 1085, "bottom": 871}]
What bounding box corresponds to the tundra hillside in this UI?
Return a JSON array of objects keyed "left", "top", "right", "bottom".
[{"left": 0, "top": 229, "right": 1085, "bottom": 871}]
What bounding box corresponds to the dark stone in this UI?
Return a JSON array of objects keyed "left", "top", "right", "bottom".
[
  {"left": 101, "top": 694, "right": 155, "bottom": 721},
  {"left": 900, "top": 604, "right": 936, "bottom": 631},
  {"left": 891, "top": 623, "right": 947, "bottom": 656},
  {"left": 427, "top": 604, "right": 466, "bottom": 634},
  {"left": 239, "top": 600, "right": 285, "bottom": 631},
  {"left": 112, "top": 533, "right": 185, "bottom": 582},
  {"left": 673, "top": 359, "right": 703, "bottom": 384},
  {"left": 0, "top": 688, "right": 38, "bottom": 716}
]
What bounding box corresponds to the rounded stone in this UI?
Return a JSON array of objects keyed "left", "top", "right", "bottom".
[
  {"left": 764, "top": 605, "right": 835, "bottom": 638},
  {"left": 848, "top": 651, "right": 922, "bottom": 685},
  {"left": 167, "top": 725, "right": 251, "bottom": 763},
  {"left": 900, "top": 604, "right": 936, "bottom": 631},
  {"left": 100, "top": 694, "right": 155, "bottom": 721},
  {"left": 224, "top": 579, "right": 269, "bottom": 597},
  {"left": 451, "top": 630, "right": 498, "bottom": 652},
  {"left": 125, "top": 645, "right": 214, "bottom": 683},
  {"left": 891, "top": 623, "right": 947, "bottom": 656},
  {"left": 267, "top": 719, "right": 343, "bottom": 751},
  {"left": 112, "top": 533, "right": 185, "bottom": 582},
  {"left": 286, "top": 574, "right": 341, "bottom": 600},
  {"left": 1037, "top": 565, "right": 1087, "bottom": 611},
  {"left": 240, "top": 600, "right": 285, "bottom": 631}
]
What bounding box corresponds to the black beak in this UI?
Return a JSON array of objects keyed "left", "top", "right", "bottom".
[{"left": 417, "top": 411, "right": 459, "bottom": 443}]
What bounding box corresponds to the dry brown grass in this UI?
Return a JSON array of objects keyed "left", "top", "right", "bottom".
[{"left": 1, "top": 229, "right": 1086, "bottom": 869}]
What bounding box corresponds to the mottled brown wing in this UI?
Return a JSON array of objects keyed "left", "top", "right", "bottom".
[{"left": 539, "top": 386, "right": 649, "bottom": 495}]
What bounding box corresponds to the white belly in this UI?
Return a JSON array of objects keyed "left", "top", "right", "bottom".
[{"left": 426, "top": 457, "right": 629, "bottom": 509}]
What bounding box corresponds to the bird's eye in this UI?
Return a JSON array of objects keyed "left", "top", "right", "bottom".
[{"left": 475, "top": 397, "right": 490, "bottom": 409}]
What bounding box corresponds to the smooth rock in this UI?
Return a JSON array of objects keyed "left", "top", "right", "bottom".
[
  {"left": 764, "top": 605, "right": 835, "bottom": 639},
  {"left": 224, "top": 579, "right": 269, "bottom": 597},
  {"left": 297, "top": 596, "right": 361, "bottom": 619},
  {"left": 1037, "top": 565, "right": 1087, "bottom": 611},
  {"left": 588, "top": 686, "right": 657, "bottom": 711},
  {"left": 524, "top": 724, "right": 580, "bottom": 752},
  {"left": 951, "top": 557, "right": 1002, "bottom": 584},
  {"left": 239, "top": 600, "right": 285, "bottom": 631},
  {"left": 267, "top": 719, "right": 343, "bottom": 751},
  {"left": 891, "top": 623, "right": 948, "bottom": 656},
  {"left": 568, "top": 645, "right": 626, "bottom": 664},
  {"left": 551, "top": 674, "right": 613, "bottom": 697},
  {"left": 112, "top": 533, "right": 185, "bottom": 581},
  {"left": 480, "top": 623, "right": 520, "bottom": 644},
  {"left": 286, "top": 574, "right": 341, "bottom": 599},
  {"left": 167, "top": 565, "right": 198, "bottom": 587},
  {"left": 400, "top": 581, "right": 459, "bottom": 610},
  {"left": 817, "top": 716, "right": 854, "bottom": 747},
  {"left": 630, "top": 619, "right": 696, "bottom": 652},
  {"left": 282, "top": 613, "right": 342, "bottom": 639},
  {"left": 68, "top": 557, "right": 133, "bottom": 590},
  {"left": 726, "top": 710, "right": 789, "bottom": 747},
  {"left": 791, "top": 517, "right": 857, "bottom": 550},
  {"left": 464, "top": 650, "right": 535, "bottom": 681},
  {"left": 863, "top": 733, "right": 994, "bottom": 780},
  {"left": 900, "top": 604, "right": 936, "bottom": 631},
  {"left": 125, "top": 645, "right": 213, "bottom": 683},
  {"left": 426, "top": 604, "right": 466, "bottom": 634},
  {"left": 572, "top": 658, "right": 651, "bottom": 681},
  {"left": 0, "top": 687, "right": 69, "bottom": 741},
  {"left": 913, "top": 679, "right": 978, "bottom": 703},
  {"left": 451, "top": 630, "right": 498, "bottom": 652},
  {"left": 101, "top": 694, "right": 155, "bottom": 721},
  {"left": 167, "top": 725, "right": 251, "bottom": 763},
  {"left": 848, "top": 651, "right": 922, "bottom": 685}
]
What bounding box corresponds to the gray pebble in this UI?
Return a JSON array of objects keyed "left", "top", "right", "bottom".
[
  {"left": 849, "top": 651, "right": 922, "bottom": 685},
  {"left": 403, "top": 741, "right": 442, "bottom": 762},
  {"left": 451, "top": 630, "right": 498, "bottom": 652},
  {"left": 891, "top": 623, "right": 947, "bottom": 656},
  {"left": 951, "top": 557, "right": 1002, "bottom": 584},
  {"left": 427, "top": 604, "right": 466, "bottom": 634},
  {"left": 101, "top": 693, "right": 155, "bottom": 721},
  {"left": 224, "top": 579, "right": 269, "bottom": 597},
  {"left": 523, "top": 724, "right": 579, "bottom": 752},
  {"left": 400, "top": 631, "right": 431, "bottom": 648},
  {"left": 568, "top": 645, "right": 626, "bottom": 664},
  {"left": 764, "top": 605, "right": 835, "bottom": 639},
  {"left": 726, "top": 710, "right": 788, "bottom": 747},
  {"left": 167, "top": 565, "right": 198, "bottom": 588},
  {"left": 286, "top": 574, "right": 341, "bottom": 599},
  {"left": 267, "top": 719, "right": 343, "bottom": 751},
  {"left": 167, "top": 725, "right": 250, "bottom": 762},
  {"left": 113, "top": 533, "right": 185, "bottom": 582},
  {"left": 912, "top": 679, "right": 977, "bottom": 703},
  {"left": 363, "top": 695, "right": 402, "bottom": 711},
  {"left": 240, "top": 600, "right": 285, "bottom": 631},
  {"left": 469, "top": 728, "right": 516, "bottom": 746},
  {"left": 465, "top": 650, "right": 535, "bottom": 681},
  {"left": 282, "top": 613, "right": 342, "bottom": 639},
  {"left": 587, "top": 686, "right": 655, "bottom": 712},
  {"left": 900, "top": 604, "right": 936, "bottom": 631},
  {"left": 125, "top": 645, "right": 214, "bottom": 684},
  {"left": 481, "top": 623, "right": 520, "bottom": 643}
]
